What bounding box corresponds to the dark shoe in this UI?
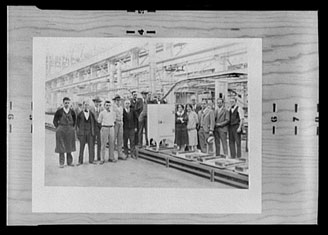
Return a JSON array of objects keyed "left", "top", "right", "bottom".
[
  {"left": 89, "top": 162, "right": 97, "bottom": 165},
  {"left": 67, "top": 164, "right": 74, "bottom": 167},
  {"left": 59, "top": 165, "right": 64, "bottom": 168},
  {"left": 99, "top": 161, "right": 105, "bottom": 165},
  {"left": 76, "top": 163, "right": 83, "bottom": 166}
]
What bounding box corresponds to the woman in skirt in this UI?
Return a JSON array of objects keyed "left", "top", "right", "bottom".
[
  {"left": 175, "top": 104, "right": 189, "bottom": 151},
  {"left": 186, "top": 103, "right": 199, "bottom": 151}
]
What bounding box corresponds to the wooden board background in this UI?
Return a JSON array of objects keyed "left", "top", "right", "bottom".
[{"left": 7, "top": 7, "right": 319, "bottom": 224}]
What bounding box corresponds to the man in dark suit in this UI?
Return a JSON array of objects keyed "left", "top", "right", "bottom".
[
  {"left": 76, "top": 100, "right": 97, "bottom": 165},
  {"left": 138, "top": 91, "right": 150, "bottom": 147},
  {"left": 198, "top": 100, "right": 215, "bottom": 153},
  {"left": 90, "top": 96, "right": 103, "bottom": 161},
  {"left": 123, "top": 99, "right": 138, "bottom": 159},
  {"left": 228, "top": 97, "right": 244, "bottom": 159},
  {"left": 214, "top": 98, "right": 230, "bottom": 157},
  {"left": 130, "top": 91, "right": 143, "bottom": 146}
]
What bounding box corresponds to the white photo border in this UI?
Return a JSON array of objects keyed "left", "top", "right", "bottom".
[{"left": 32, "top": 37, "right": 262, "bottom": 214}]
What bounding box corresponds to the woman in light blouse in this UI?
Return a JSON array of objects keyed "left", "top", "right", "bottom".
[{"left": 186, "top": 103, "right": 199, "bottom": 151}]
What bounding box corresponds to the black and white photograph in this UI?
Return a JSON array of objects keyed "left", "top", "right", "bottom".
[
  {"left": 32, "top": 37, "right": 262, "bottom": 213},
  {"left": 8, "top": 8, "right": 319, "bottom": 224}
]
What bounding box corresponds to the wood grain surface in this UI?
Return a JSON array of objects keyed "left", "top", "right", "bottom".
[{"left": 7, "top": 7, "right": 319, "bottom": 224}]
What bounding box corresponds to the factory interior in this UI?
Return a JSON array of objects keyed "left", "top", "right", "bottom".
[{"left": 45, "top": 39, "right": 249, "bottom": 189}]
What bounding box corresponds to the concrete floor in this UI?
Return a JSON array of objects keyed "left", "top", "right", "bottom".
[{"left": 45, "top": 129, "right": 237, "bottom": 188}]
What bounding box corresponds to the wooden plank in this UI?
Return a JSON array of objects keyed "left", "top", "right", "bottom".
[
  {"left": 165, "top": 162, "right": 211, "bottom": 179},
  {"left": 213, "top": 176, "right": 248, "bottom": 189},
  {"left": 139, "top": 153, "right": 249, "bottom": 188},
  {"left": 139, "top": 150, "right": 249, "bottom": 187},
  {"left": 7, "top": 7, "right": 318, "bottom": 224},
  {"left": 138, "top": 153, "right": 166, "bottom": 165}
]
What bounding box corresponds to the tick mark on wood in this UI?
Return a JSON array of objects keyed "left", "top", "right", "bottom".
[
  {"left": 8, "top": 114, "right": 14, "bottom": 120},
  {"left": 273, "top": 103, "right": 276, "bottom": 112},
  {"left": 272, "top": 126, "right": 275, "bottom": 135}
]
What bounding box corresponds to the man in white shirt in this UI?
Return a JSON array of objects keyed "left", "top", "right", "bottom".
[
  {"left": 112, "top": 94, "right": 126, "bottom": 160},
  {"left": 98, "top": 100, "right": 116, "bottom": 163},
  {"left": 228, "top": 97, "right": 244, "bottom": 159}
]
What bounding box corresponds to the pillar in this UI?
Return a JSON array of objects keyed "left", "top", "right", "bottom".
[
  {"left": 165, "top": 43, "right": 173, "bottom": 58},
  {"left": 116, "top": 61, "right": 122, "bottom": 89},
  {"left": 131, "top": 49, "right": 139, "bottom": 67},
  {"left": 109, "top": 62, "right": 115, "bottom": 90},
  {"left": 215, "top": 80, "right": 228, "bottom": 103},
  {"left": 149, "top": 43, "right": 156, "bottom": 93}
]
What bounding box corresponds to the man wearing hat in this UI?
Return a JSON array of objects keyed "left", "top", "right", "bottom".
[
  {"left": 90, "top": 96, "right": 103, "bottom": 161},
  {"left": 112, "top": 94, "right": 126, "bottom": 160},
  {"left": 138, "top": 91, "right": 150, "bottom": 147},
  {"left": 130, "top": 91, "right": 143, "bottom": 146}
]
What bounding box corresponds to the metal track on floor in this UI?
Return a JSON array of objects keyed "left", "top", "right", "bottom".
[{"left": 136, "top": 148, "right": 248, "bottom": 189}]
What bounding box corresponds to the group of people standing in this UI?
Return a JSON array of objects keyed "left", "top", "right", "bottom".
[
  {"left": 174, "top": 96, "right": 245, "bottom": 159},
  {"left": 53, "top": 90, "right": 162, "bottom": 168},
  {"left": 52, "top": 92, "right": 244, "bottom": 168}
]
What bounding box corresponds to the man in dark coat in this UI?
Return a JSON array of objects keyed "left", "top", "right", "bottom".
[
  {"left": 214, "top": 98, "right": 230, "bottom": 157},
  {"left": 90, "top": 96, "right": 103, "bottom": 161},
  {"left": 138, "top": 91, "right": 150, "bottom": 147},
  {"left": 130, "top": 91, "right": 143, "bottom": 146},
  {"left": 123, "top": 99, "right": 138, "bottom": 159},
  {"left": 53, "top": 97, "right": 76, "bottom": 168},
  {"left": 76, "top": 100, "right": 97, "bottom": 165},
  {"left": 228, "top": 97, "right": 244, "bottom": 159}
]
